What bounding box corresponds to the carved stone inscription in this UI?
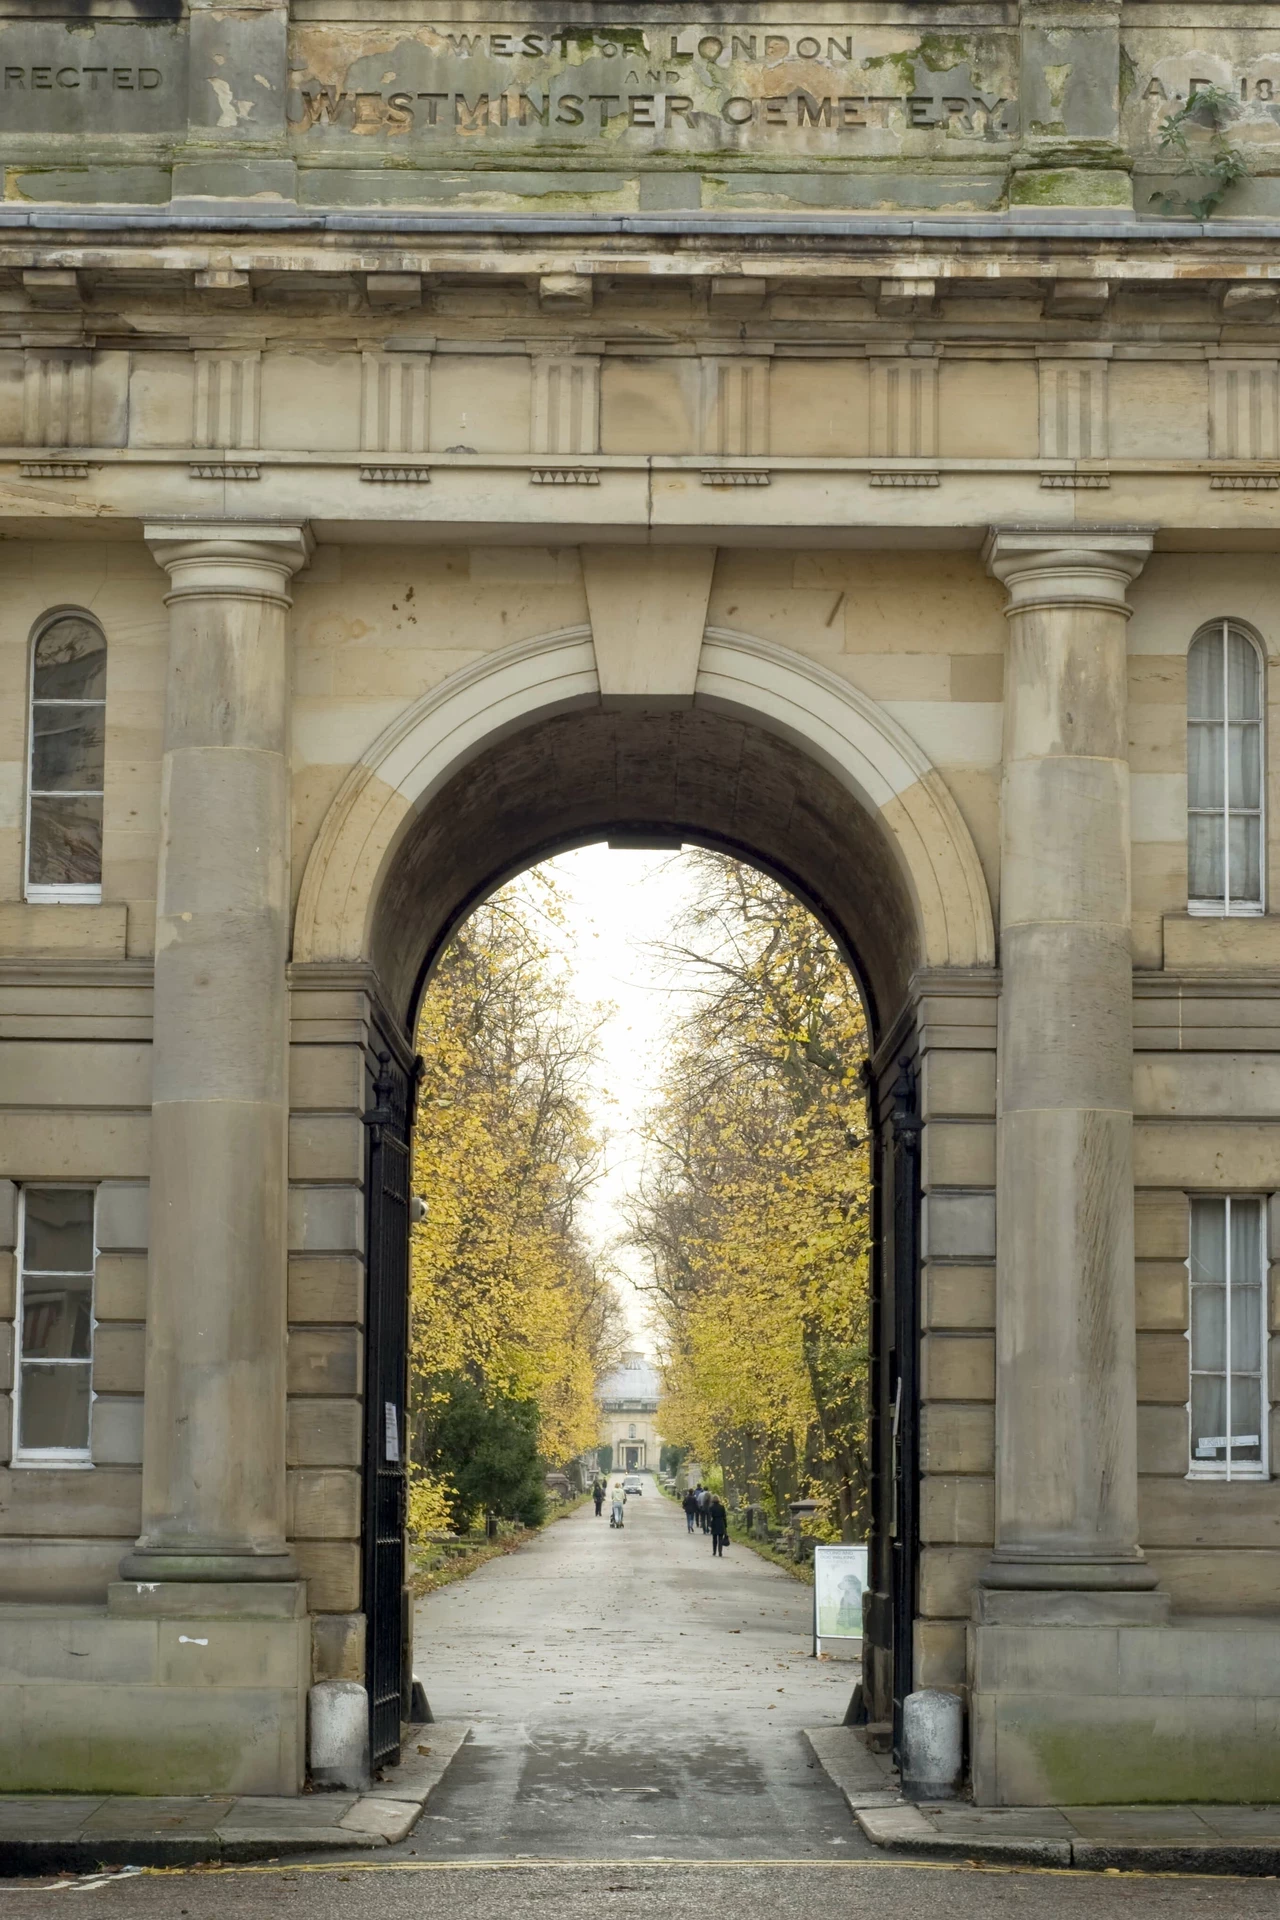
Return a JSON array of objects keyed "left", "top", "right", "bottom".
[
  {"left": 286, "top": 23, "right": 1017, "bottom": 154},
  {"left": 0, "top": 24, "right": 186, "bottom": 132},
  {"left": 1123, "top": 31, "right": 1280, "bottom": 158}
]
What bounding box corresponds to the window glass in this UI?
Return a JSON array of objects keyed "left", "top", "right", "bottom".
[
  {"left": 1190, "top": 1275, "right": 1225, "bottom": 1372},
  {"left": 18, "top": 1364, "right": 92, "bottom": 1451},
  {"left": 1188, "top": 1194, "right": 1268, "bottom": 1478},
  {"left": 31, "top": 707, "right": 105, "bottom": 793},
  {"left": 1228, "top": 628, "right": 1262, "bottom": 723},
  {"left": 1229, "top": 723, "right": 1262, "bottom": 809},
  {"left": 1190, "top": 1374, "right": 1226, "bottom": 1460},
  {"left": 1228, "top": 814, "right": 1262, "bottom": 902},
  {"left": 16, "top": 1186, "right": 95, "bottom": 1459},
  {"left": 1229, "top": 1377, "right": 1264, "bottom": 1468},
  {"left": 22, "top": 1277, "right": 92, "bottom": 1360},
  {"left": 33, "top": 616, "right": 107, "bottom": 701},
  {"left": 1187, "top": 623, "right": 1265, "bottom": 912},
  {"left": 27, "top": 795, "right": 104, "bottom": 888},
  {"left": 27, "top": 613, "right": 106, "bottom": 897},
  {"left": 1187, "top": 633, "right": 1223, "bottom": 720},
  {"left": 1187, "top": 723, "right": 1223, "bottom": 810},
  {"left": 22, "top": 1187, "right": 94, "bottom": 1272}
]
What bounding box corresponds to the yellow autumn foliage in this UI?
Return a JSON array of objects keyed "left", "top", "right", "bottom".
[
  {"left": 410, "top": 872, "right": 621, "bottom": 1477},
  {"left": 630, "top": 853, "right": 872, "bottom": 1538}
]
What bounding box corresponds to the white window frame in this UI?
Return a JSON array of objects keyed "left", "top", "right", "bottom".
[
  {"left": 24, "top": 608, "right": 107, "bottom": 906},
  {"left": 12, "top": 1183, "right": 97, "bottom": 1469},
  {"left": 1187, "top": 617, "right": 1266, "bottom": 919},
  {"left": 1185, "top": 1193, "right": 1271, "bottom": 1483}
]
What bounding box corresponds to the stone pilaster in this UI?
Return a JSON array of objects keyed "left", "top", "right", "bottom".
[
  {"left": 983, "top": 527, "right": 1155, "bottom": 1594},
  {"left": 122, "top": 523, "right": 311, "bottom": 1584}
]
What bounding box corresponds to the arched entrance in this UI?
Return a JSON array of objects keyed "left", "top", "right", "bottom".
[{"left": 294, "top": 625, "right": 995, "bottom": 1770}]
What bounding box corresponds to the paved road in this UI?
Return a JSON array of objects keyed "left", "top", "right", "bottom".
[
  {"left": 6, "top": 1488, "right": 1273, "bottom": 1915},
  {"left": 406, "top": 1479, "right": 861, "bottom": 1861}
]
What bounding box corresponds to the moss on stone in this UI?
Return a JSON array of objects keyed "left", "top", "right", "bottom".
[
  {"left": 0, "top": 1727, "right": 255, "bottom": 1797},
  {"left": 861, "top": 48, "right": 917, "bottom": 91},
  {"left": 566, "top": 29, "right": 648, "bottom": 57},
  {"left": 915, "top": 34, "right": 976, "bottom": 72},
  {"left": 1024, "top": 1720, "right": 1280, "bottom": 1806},
  {"left": 1009, "top": 166, "right": 1133, "bottom": 207}
]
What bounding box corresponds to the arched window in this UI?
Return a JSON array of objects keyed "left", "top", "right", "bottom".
[
  {"left": 1187, "top": 620, "right": 1264, "bottom": 914},
  {"left": 26, "top": 611, "right": 106, "bottom": 902}
]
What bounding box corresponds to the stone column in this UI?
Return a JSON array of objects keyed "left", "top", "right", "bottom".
[
  {"left": 122, "top": 524, "right": 311, "bottom": 1582},
  {"left": 983, "top": 528, "right": 1156, "bottom": 1594}
]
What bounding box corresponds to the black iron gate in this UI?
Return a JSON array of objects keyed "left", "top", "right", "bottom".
[
  {"left": 362, "top": 1044, "right": 422, "bottom": 1773},
  {"left": 888, "top": 1055, "right": 922, "bottom": 1765}
]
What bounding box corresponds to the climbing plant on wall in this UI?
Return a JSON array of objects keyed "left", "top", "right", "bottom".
[{"left": 1152, "top": 85, "right": 1249, "bottom": 219}]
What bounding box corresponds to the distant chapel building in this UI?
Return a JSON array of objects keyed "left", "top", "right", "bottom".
[{"left": 598, "top": 1354, "right": 663, "bottom": 1475}]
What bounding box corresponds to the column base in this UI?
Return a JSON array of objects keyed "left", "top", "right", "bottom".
[
  {"left": 981, "top": 1552, "right": 1160, "bottom": 1595},
  {"left": 119, "top": 1547, "right": 298, "bottom": 1583},
  {"left": 975, "top": 1587, "right": 1171, "bottom": 1628},
  {"left": 970, "top": 1606, "right": 1280, "bottom": 1806},
  {"left": 0, "top": 1587, "right": 309, "bottom": 1795}
]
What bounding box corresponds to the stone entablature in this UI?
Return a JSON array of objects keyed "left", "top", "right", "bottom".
[{"left": 3, "top": 1, "right": 1280, "bottom": 218}]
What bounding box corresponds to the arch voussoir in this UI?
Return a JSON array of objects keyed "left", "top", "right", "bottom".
[{"left": 293, "top": 625, "right": 995, "bottom": 992}]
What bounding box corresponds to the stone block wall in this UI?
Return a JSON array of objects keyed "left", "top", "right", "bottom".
[
  {"left": 286, "top": 982, "right": 372, "bottom": 1660},
  {"left": 1132, "top": 988, "right": 1280, "bottom": 1612},
  {"left": 0, "top": 541, "right": 167, "bottom": 958},
  {"left": 916, "top": 997, "right": 998, "bottom": 1690},
  {"left": 0, "top": 1589, "right": 309, "bottom": 1795},
  {"left": 1, "top": 523, "right": 1279, "bottom": 1673}
]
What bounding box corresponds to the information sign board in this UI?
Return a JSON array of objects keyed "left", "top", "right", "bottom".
[{"left": 813, "top": 1543, "right": 868, "bottom": 1655}]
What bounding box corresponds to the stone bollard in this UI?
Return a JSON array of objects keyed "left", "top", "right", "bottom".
[
  {"left": 309, "top": 1679, "right": 371, "bottom": 1791},
  {"left": 901, "top": 1689, "right": 963, "bottom": 1800}
]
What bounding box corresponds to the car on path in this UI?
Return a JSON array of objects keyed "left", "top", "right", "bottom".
[{"left": 623, "top": 1476, "right": 644, "bottom": 1495}]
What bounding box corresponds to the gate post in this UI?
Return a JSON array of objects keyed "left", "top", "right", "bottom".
[{"left": 123, "top": 523, "right": 312, "bottom": 1581}]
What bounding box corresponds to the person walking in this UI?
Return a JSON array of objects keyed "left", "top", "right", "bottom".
[
  {"left": 593, "top": 1476, "right": 606, "bottom": 1517},
  {"left": 696, "top": 1485, "right": 711, "bottom": 1532},
  {"left": 682, "top": 1488, "right": 697, "bottom": 1533},
  {"left": 708, "top": 1494, "right": 729, "bottom": 1557},
  {"left": 610, "top": 1482, "right": 626, "bottom": 1528}
]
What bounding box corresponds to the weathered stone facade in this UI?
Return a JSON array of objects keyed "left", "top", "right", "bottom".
[{"left": 2, "top": 0, "right": 1280, "bottom": 1808}]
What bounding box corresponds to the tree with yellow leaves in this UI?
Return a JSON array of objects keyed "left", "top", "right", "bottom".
[
  {"left": 409, "top": 871, "right": 621, "bottom": 1534},
  {"left": 628, "top": 853, "right": 871, "bottom": 1539}
]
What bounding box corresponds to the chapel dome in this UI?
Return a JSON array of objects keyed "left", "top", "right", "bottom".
[{"left": 597, "top": 1350, "right": 662, "bottom": 1410}]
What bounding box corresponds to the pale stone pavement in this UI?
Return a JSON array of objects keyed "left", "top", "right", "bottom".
[{"left": 406, "top": 1479, "right": 863, "bottom": 1860}]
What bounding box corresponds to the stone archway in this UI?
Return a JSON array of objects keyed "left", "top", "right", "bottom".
[
  {"left": 291, "top": 622, "right": 996, "bottom": 1765},
  {"left": 293, "top": 627, "right": 995, "bottom": 1014}
]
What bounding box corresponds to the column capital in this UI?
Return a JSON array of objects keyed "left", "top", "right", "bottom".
[
  {"left": 145, "top": 522, "right": 313, "bottom": 608},
  {"left": 983, "top": 526, "right": 1154, "bottom": 616}
]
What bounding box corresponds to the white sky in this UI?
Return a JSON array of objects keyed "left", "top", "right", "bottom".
[{"left": 523, "top": 842, "right": 707, "bottom": 1355}]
